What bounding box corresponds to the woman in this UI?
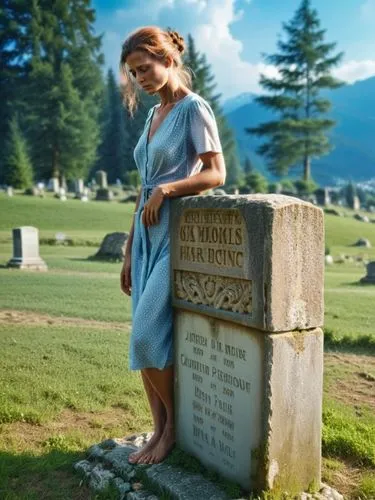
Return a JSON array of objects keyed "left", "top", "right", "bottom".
[{"left": 119, "top": 26, "right": 226, "bottom": 465}]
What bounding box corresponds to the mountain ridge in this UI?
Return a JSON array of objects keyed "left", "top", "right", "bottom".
[{"left": 223, "top": 76, "right": 375, "bottom": 185}]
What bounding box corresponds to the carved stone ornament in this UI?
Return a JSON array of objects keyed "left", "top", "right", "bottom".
[{"left": 174, "top": 270, "right": 252, "bottom": 314}]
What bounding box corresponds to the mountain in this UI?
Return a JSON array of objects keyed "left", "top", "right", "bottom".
[
  {"left": 224, "top": 76, "right": 375, "bottom": 185},
  {"left": 221, "top": 92, "right": 255, "bottom": 114}
]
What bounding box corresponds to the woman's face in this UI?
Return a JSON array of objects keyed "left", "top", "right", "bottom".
[{"left": 126, "top": 50, "right": 170, "bottom": 94}]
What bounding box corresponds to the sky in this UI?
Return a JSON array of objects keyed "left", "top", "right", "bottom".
[{"left": 92, "top": 0, "right": 375, "bottom": 100}]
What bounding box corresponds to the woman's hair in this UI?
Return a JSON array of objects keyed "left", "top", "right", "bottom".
[{"left": 120, "top": 26, "right": 192, "bottom": 116}]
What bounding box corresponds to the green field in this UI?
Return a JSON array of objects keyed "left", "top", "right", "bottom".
[{"left": 0, "top": 194, "right": 374, "bottom": 499}]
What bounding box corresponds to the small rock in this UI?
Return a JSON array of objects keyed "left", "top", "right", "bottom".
[
  {"left": 127, "top": 492, "right": 158, "bottom": 500},
  {"left": 132, "top": 482, "right": 143, "bottom": 491},
  {"left": 87, "top": 444, "right": 105, "bottom": 460},
  {"left": 89, "top": 464, "right": 115, "bottom": 491},
  {"left": 353, "top": 238, "right": 371, "bottom": 248},
  {"left": 353, "top": 214, "right": 369, "bottom": 223},
  {"left": 325, "top": 255, "right": 334, "bottom": 265},
  {"left": 112, "top": 477, "right": 132, "bottom": 499},
  {"left": 73, "top": 459, "right": 93, "bottom": 477}
]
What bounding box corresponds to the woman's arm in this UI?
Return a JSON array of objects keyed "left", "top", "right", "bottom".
[
  {"left": 160, "top": 152, "right": 226, "bottom": 198},
  {"left": 142, "top": 152, "right": 226, "bottom": 227}
]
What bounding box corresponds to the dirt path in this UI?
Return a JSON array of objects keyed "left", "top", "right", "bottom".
[{"left": 0, "top": 309, "right": 129, "bottom": 331}]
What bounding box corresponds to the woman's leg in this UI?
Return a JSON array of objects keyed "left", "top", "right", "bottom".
[
  {"left": 138, "top": 365, "right": 175, "bottom": 464},
  {"left": 128, "top": 370, "right": 166, "bottom": 463}
]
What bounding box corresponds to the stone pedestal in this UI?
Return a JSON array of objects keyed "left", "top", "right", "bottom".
[
  {"left": 315, "top": 188, "right": 331, "bottom": 207},
  {"left": 7, "top": 226, "right": 48, "bottom": 271},
  {"left": 170, "top": 194, "right": 324, "bottom": 494}
]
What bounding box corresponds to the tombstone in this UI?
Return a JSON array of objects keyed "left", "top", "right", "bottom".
[
  {"left": 75, "top": 178, "right": 84, "bottom": 195},
  {"left": 81, "top": 187, "right": 89, "bottom": 202},
  {"left": 49, "top": 177, "right": 60, "bottom": 193},
  {"left": 96, "top": 170, "right": 108, "bottom": 189},
  {"left": 170, "top": 194, "right": 324, "bottom": 493},
  {"left": 6, "top": 186, "right": 13, "bottom": 197},
  {"left": 315, "top": 188, "right": 331, "bottom": 207},
  {"left": 56, "top": 187, "right": 67, "bottom": 201},
  {"left": 7, "top": 226, "right": 48, "bottom": 271},
  {"left": 360, "top": 261, "right": 375, "bottom": 284},
  {"left": 351, "top": 195, "right": 360, "bottom": 211},
  {"left": 89, "top": 232, "right": 129, "bottom": 262}
]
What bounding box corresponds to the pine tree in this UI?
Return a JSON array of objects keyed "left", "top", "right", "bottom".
[
  {"left": 96, "top": 69, "right": 127, "bottom": 182},
  {"left": 3, "top": 116, "right": 34, "bottom": 188},
  {"left": 184, "top": 34, "right": 242, "bottom": 187},
  {"left": 23, "top": 0, "right": 104, "bottom": 181},
  {"left": 0, "top": 0, "right": 33, "bottom": 182},
  {"left": 243, "top": 156, "right": 254, "bottom": 175},
  {"left": 247, "top": 0, "right": 344, "bottom": 181}
]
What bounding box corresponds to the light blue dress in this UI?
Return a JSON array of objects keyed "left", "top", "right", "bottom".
[{"left": 130, "top": 92, "right": 222, "bottom": 370}]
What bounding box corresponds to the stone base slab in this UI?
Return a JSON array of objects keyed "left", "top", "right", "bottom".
[{"left": 7, "top": 257, "right": 48, "bottom": 271}]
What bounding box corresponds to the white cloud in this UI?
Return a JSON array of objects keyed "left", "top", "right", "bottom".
[
  {"left": 98, "top": 1, "right": 375, "bottom": 99},
  {"left": 333, "top": 60, "right": 375, "bottom": 83},
  {"left": 360, "top": 0, "right": 375, "bottom": 20}
]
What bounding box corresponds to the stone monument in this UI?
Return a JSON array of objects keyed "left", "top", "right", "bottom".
[
  {"left": 360, "top": 261, "right": 375, "bottom": 284},
  {"left": 170, "top": 194, "right": 324, "bottom": 494},
  {"left": 7, "top": 226, "right": 48, "bottom": 271},
  {"left": 75, "top": 178, "right": 84, "bottom": 196},
  {"left": 49, "top": 177, "right": 60, "bottom": 193},
  {"left": 95, "top": 170, "right": 113, "bottom": 201},
  {"left": 352, "top": 195, "right": 360, "bottom": 211},
  {"left": 315, "top": 188, "right": 331, "bottom": 207}
]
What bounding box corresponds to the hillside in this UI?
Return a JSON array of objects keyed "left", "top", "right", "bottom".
[{"left": 224, "top": 76, "right": 375, "bottom": 184}]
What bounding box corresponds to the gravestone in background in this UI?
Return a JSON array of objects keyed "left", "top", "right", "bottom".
[
  {"left": 315, "top": 188, "right": 331, "bottom": 207},
  {"left": 170, "top": 194, "right": 324, "bottom": 494},
  {"left": 360, "top": 261, "right": 375, "bottom": 284},
  {"left": 89, "top": 232, "right": 129, "bottom": 262},
  {"left": 49, "top": 177, "right": 60, "bottom": 193},
  {"left": 95, "top": 170, "right": 114, "bottom": 201},
  {"left": 7, "top": 226, "right": 48, "bottom": 271}
]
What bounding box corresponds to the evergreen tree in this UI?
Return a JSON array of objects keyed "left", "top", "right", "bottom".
[
  {"left": 247, "top": 0, "right": 343, "bottom": 181},
  {"left": 243, "top": 156, "right": 254, "bottom": 175},
  {"left": 0, "top": 0, "right": 33, "bottom": 182},
  {"left": 3, "top": 116, "right": 33, "bottom": 189},
  {"left": 24, "top": 0, "right": 104, "bottom": 181},
  {"left": 241, "top": 170, "right": 268, "bottom": 194},
  {"left": 96, "top": 69, "right": 127, "bottom": 182},
  {"left": 184, "top": 34, "right": 242, "bottom": 186}
]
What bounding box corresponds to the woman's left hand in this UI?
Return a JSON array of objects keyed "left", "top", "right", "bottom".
[{"left": 141, "top": 186, "right": 165, "bottom": 227}]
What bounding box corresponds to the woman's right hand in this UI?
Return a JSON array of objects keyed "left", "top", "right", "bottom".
[{"left": 120, "top": 252, "right": 132, "bottom": 296}]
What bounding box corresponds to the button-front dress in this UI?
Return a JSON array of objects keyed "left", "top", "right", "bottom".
[{"left": 130, "top": 92, "right": 222, "bottom": 370}]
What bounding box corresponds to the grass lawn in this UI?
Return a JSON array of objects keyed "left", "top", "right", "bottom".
[{"left": 0, "top": 194, "right": 374, "bottom": 499}]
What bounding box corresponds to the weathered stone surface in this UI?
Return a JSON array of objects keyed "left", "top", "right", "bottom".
[
  {"left": 174, "top": 308, "right": 323, "bottom": 492},
  {"left": 353, "top": 238, "right": 371, "bottom": 247},
  {"left": 73, "top": 459, "right": 94, "bottom": 477},
  {"left": 145, "top": 463, "right": 230, "bottom": 499},
  {"left": 170, "top": 194, "right": 324, "bottom": 332},
  {"left": 111, "top": 477, "right": 132, "bottom": 498},
  {"left": 89, "top": 463, "right": 115, "bottom": 491},
  {"left": 127, "top": 492, "right": 158, "bottom": 500},
  {"left": 360, "top": 261, "right": 375, "bottom": 283},
  {"left": 103, "top": 445, "right": 138, "bottom": 473},
  {"left": 90, "top": 232, "right": 129, "bottom": 261},
  {"left": 263, "top": 329, "right": 323, "bottom": 491},
  {"left": 7, "top": 226, "right": 48, "bottom": 271}
]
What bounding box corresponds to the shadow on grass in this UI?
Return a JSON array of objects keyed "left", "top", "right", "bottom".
[{"left": 0, "top": 449, "right": 102, "bottom": 500}]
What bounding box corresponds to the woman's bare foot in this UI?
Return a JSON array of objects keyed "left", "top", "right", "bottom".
[
  {"left": 128, "top": 431, "right": 163, "bottom": 464},
  {"left": 138, "top": 426, "right": 175, "bottom": 464}
]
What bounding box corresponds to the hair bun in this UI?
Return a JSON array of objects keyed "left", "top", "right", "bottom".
[{"left": 167, "top": 30, "right": 185, "bottom": 55}]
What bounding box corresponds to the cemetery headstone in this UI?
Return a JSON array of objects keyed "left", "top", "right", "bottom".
[
  {"left": 56, "top": 187, "right": 67, "bottom": 201},
  {"left": 75, "top": 178, "right": 84, "bottom": 195},
  {"left": 170, "top": 194, "right": 324, "bottom": 493},
  {"left": 49, "top": 177, "right": 60, "bottom": 193},
  {"left": 352, "top": 195, "right": 360, "bottom": 211},
  {"left": 360, "top": 261, "right": 375, "bottom": 284},
  {"left": 95, "top": 170, "right": 114, "bottom": 201},
  {"left": 7, "top": 226, "right": 48, "bottom": 271},
  {"left": 6, "top": 186, "right": 13, "bottom": 197},
  {"left": 315, "top": 188, "right": 331, "bottom": 206}
]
